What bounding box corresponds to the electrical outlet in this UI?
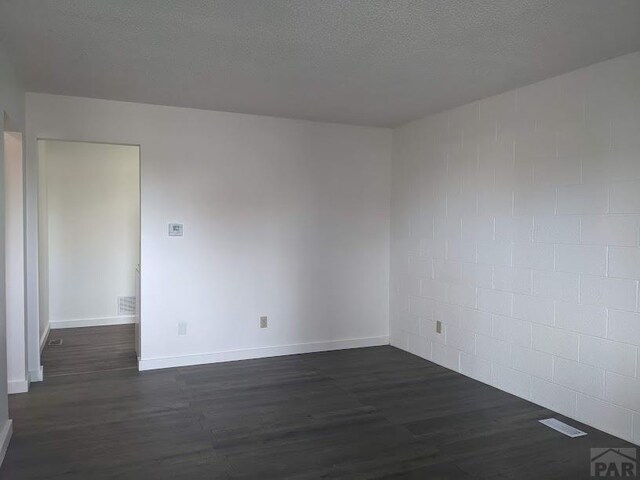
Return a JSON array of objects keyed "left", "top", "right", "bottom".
[
  {"left": 260, "top": 316, "right": 268, "bottom": 328},
  {"left": 178, "top": 322, "right": 187, "bottom": 335},
  {"left": 436, "top": 320, "right": 442, "bottom": 334}
]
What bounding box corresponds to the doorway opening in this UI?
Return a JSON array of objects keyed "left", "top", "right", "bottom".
[{"left": 37, "top": 140, "right": 140, "bottom": 377}]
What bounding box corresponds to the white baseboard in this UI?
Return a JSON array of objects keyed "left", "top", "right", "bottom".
[
  {"left": 138, "top": 335, "right": 389, "bottom": 371},
  {"left": 29, "top": 365, "right": 44, "bottom": 383},
  {"left": 0, "top": 420, "right": 12, "bottom": 467},
  {"left": 40, "top": 323, "right": 51, "bottom": 353},
  {"left": 7, "top": 379, "right": 29, "bottom": 395},
  {"left": 50, "top": 315, "right": 135, "bottom": 329}
]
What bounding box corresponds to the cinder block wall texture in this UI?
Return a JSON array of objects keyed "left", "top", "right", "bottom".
[{"left": 391, "top": 52, "right": 640, "bottom": 444}]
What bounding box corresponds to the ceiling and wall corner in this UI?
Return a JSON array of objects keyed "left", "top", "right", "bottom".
[
  {"left": 1, "top": 1, "right": 640, "bottom": 127},
  {"left": 0, "top": 47, "right": 24, "bottom": 130}
]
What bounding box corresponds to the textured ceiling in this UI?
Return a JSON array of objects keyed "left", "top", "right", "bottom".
[{"left": 1, "top": 1, "right": 640, "bottom": 127}]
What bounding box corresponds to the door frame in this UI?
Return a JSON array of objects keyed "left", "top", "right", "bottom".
[{"left": 25, "top": 138, "right": 142, "bottom": 382}]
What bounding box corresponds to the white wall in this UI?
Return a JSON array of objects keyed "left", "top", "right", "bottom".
[
  {"left": 4, "top": 131, "right": 27, "bottom": 394},
  {"left": 26, "top": 94, "right": 391, "bottom": 368},
  {"left": 39, "top": 140, "right": 140, "bottom": 329},
  {"left": 0, "top": 44, "right": 25, "bottom": 463},
  {"left": 391, "top": 52, "right": 640, "bottom": 445},
  {"left": 37, "top": 140, "right": 48, "bottom": 341}
]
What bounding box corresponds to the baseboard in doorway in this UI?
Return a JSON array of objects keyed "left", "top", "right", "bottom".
[
  {"left": 7, "top": 379, "right": 29, "bottom": 395},
  {"left": 50, "top": 315, "right": 135, "bottom": 329},
  {"left": 0, "top": 420, "right": 13, "bottom": 466},
  {"left": 138, "top": 335, "right": 389, "bottom": 371},
  {"left": 29, "top": 365, "right": 44, "bottom": 383},
  {"left": 39, "top": 323, "right": 51, "bottom": 353}
]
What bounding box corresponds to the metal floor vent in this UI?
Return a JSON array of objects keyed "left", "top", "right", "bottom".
[
  {"left": 118, "top": 296, "right": 136, "bottom": 315},
  {"left": 48, "top": 338, "right": 63, "bottom": 346},
  {"left": 539, "top": 418, "right": 587, "bottom": 438}
]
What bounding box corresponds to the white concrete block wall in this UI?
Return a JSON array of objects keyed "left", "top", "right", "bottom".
[{"left": 390, "top": 52, "right": 640, "bottom": 445}]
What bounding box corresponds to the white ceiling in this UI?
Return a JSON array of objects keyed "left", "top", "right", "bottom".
[{"left": 1, "top": 1, "right": 640, "bottom": 127}]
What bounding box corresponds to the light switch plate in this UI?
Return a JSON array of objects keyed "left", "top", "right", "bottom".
[{"left": 169, "top": 223, "right": 184, "bottom": 236}]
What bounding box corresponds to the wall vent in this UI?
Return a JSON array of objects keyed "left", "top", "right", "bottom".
[{"left": 118, "top": 296, "right": 136, "bottom": 315}]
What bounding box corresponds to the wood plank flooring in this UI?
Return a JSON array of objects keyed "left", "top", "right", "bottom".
[
  {"left": 1, "top": 326, "right": 635, "bottom": 479},
  {"left": 40, "top": 325, "right": 137, "bottom": 377}
]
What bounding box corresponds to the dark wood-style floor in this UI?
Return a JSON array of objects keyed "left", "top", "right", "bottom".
[
  {"left": 40, "top": 325, "right": 138, "bottom": 377},
  {"left": 1, "top": 326, "right": 634, "bottom": 479}
]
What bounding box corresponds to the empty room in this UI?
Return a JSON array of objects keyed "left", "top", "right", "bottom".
[{"left": 0, "top": 1, "right": 639, "bottom": 478}]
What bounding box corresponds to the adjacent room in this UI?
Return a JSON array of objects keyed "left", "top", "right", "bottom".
[
  {"left": 0, "top": 1, "right": 639, "bottom": 478},
  {"left": 37, "top": 140, "right": 140, "bottom": 377}
]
